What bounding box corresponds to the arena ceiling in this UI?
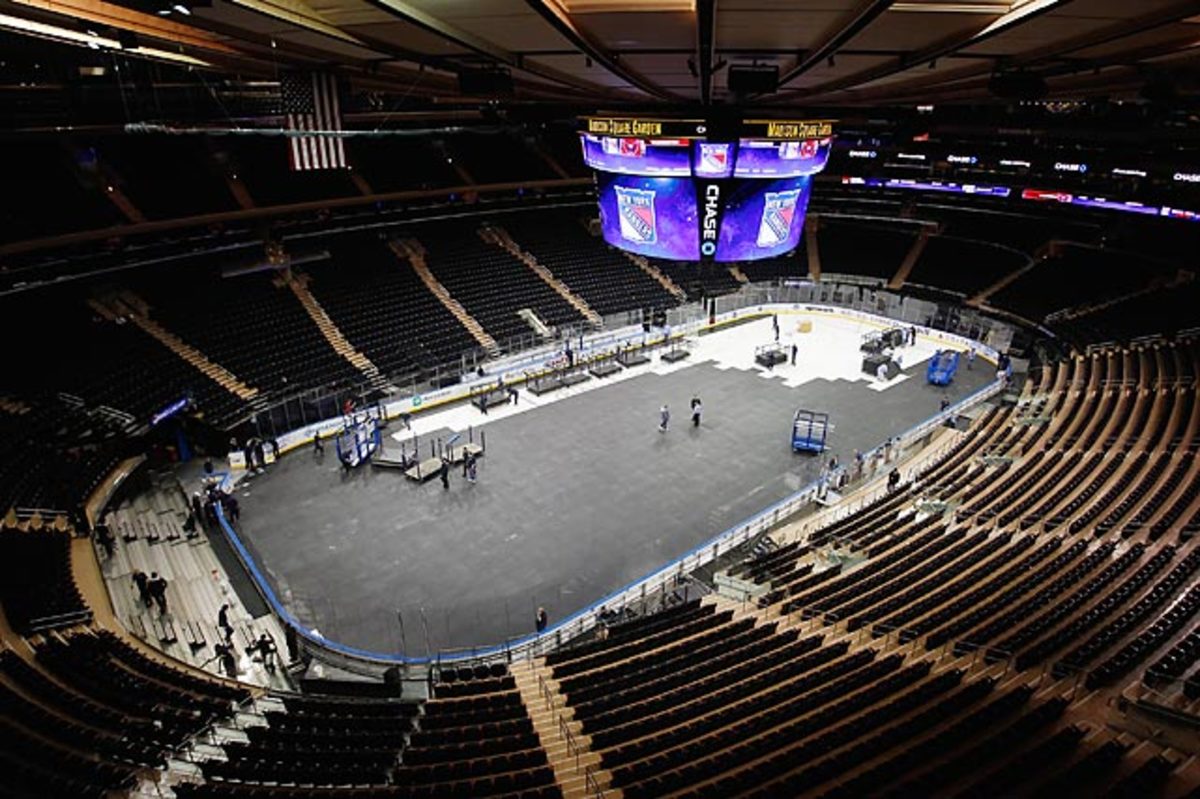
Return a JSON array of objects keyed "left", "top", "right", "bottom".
[{"left": 1, "top": 0, "right": 1198, "bottom": 109}]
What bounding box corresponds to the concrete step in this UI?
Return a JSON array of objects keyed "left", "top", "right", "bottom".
[{"left": 187, "top": 742, "right": 228, "bottom": 762}]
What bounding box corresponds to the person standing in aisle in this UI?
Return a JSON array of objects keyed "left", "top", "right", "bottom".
[
  {"left": 133, "top": 569, "right": 151, "bottom": 608},
  {"left": 218, "top": 603, "right": 234, "bottom": 643},
  {"left": 148, "top": 572, "right": 169, "bottom": 615}
]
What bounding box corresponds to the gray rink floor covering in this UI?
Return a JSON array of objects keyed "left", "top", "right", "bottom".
[{"left": 233, "top": 356, "right": 991, "bottom": 656}]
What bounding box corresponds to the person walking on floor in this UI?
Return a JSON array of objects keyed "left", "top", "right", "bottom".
[
  {"left": 467, "top": 457, "right": 478, "bottom": 484},
  {"left": 224, "top": 493, "right": 240, "bottom": 524},
  {"left": 691, "top": 400, "right": 703, "bottom": 428},
  {"left": 218, "top": 603, "right": 234, "bottom": 643},
  {"left": 132, "top": 569, "right": 151, "bottom": 608},
  {"left": 659, "top": 404, "right": 670, "bottom": 433},
  {"left": 536, "top": 607, "right": 548, "bottom": 633},
  {"left": 313, "top": 432, "right": 324, "bottom": 455},
  {"left": 772, "top": 314, "right": 780, "bottom": 340},
  {"left": 967, "top": 346, "right": 976, "bottom": 370},
  {"left": 439, "top": 457, "right": 450, "bottom": 490},
  {"left": 791, "top": 343, "right": 798, "bottom": 366}
]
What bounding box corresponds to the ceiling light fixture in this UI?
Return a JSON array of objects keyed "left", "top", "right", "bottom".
[
  {"left": 892, "top": 1, "right": 1011, "bottom": 12},
  {"left": 0, "top": 12, "right": 211, "bottom": 66},
  {"left": 557, "top": 0, "right": 695, "bottom": 12},
  {"left": 975, "top": 0, "right": 1063, "bottom": 38}
]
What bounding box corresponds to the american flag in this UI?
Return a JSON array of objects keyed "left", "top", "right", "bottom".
[{"left": 282, "top": 71, "right": 346, "bottom": 171}]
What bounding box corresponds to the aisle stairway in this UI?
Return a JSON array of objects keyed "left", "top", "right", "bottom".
[
  {"left": 889, "top": 225, "right": 934, "bottom": 289},
  {"left": 622, "top": 252, "right": 687, "bottom": 301},
  {"left": 98, "top": 486, "right": 291, "bottom": 690},
  {"left": 970, "top": 240, "right": 1056, "bottom": 306},
  {"left": 283, "top": 272, "right": 386, "bottom": 389},
  {"left": 390, "top": 238, "right": 500, "bottom": 357},
  {"left": 88, "top": 296, "right": 259, "bottom": 402},
  {"left": 481, "top": 225, "right": 601, "bottom": 325},
  {"left": 805, "top": 214, "right": 822, "bottom": 280},
  {"left": 513, "top": 662, "right": 611, "bottom": 798}
]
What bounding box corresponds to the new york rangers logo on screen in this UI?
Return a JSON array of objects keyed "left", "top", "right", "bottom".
[
  {"left": 618, "top": 138, "right": 646, "bottom": 157},
  {"left": 699, "top": 143, "right": 728, "bottom": 173},
  {"left": 615, "top": 186, "right": 657, "bottom": 244},
  {"left": 757, "top": 189, "right": 800, "bottom": 248}
]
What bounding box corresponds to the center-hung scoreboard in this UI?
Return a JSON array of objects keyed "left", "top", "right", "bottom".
[{"left": 580, "top": 116, "right": 835, "bottom": 263}]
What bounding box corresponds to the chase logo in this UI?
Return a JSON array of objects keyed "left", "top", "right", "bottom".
[
  {"left": 701, "top": 183, "right": 721, "bottom": 256},
  {"left": 615, "top": 186, "right": 657, "bottom": 244}
]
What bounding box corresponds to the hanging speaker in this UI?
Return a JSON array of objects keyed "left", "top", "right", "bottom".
[
  {"left": 458, "top": 69, "right": 513, "bottom": 96},
  {"left": 988, "top": 71, "right": 1047, "bottom": 100},
  {"left": 728, "top": 65, "right": 778, "bottom": 95}
]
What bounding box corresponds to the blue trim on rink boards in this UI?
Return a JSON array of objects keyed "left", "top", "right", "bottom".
[{"left": 213, "top": 373, "right": 1006, "bottom": 665}]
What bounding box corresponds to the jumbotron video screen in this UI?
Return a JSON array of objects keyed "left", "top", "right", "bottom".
[{"left": 580, "top": 116, "right": 833, "bottom": 262}]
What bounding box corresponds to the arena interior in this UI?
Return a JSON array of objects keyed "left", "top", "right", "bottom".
[{"left": 2, "top": 1, "right": 1200, "bottom": 797}]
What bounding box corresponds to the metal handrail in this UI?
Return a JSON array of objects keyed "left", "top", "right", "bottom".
[
  {"left": 585, "top": 764, "right": 606, "bottom": 798},
  {"left": 559, "top": 714, "right": 581, "bottom": 772}
]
